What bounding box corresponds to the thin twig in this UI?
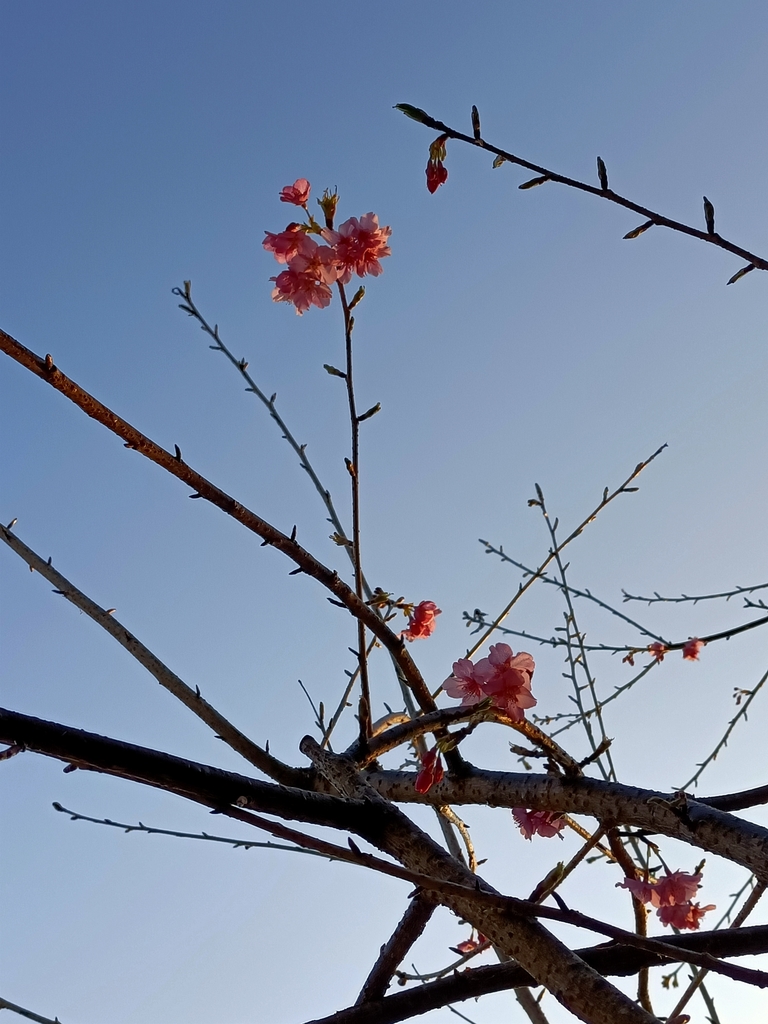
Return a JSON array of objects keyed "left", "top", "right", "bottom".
[
  {"left": 479, "top": 543, "right": 667, "bottom": 643},
  {"left": 679, "top": 664, "right": 768, "bottom": 790},
  {"left": 52, "top": 801, "right": 327, "bottom": 858},
  {"left": 461, "top": 446, "right": 667, "bottom": 664},
  {"left": 396, "top": 104, "right": 768, "bottom": 279},
  {"left": 0, "top": 998, "right": 62, "bottom": 1024},
  {"left": 622, "top": 582, "right": 768, "bottom": 606}
]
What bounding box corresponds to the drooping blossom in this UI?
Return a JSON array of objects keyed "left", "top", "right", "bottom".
[
  {"left": 444, "top": 643, "right": 536, "bottom": 720},
  {"left": 513, "top": 807, "right": 565, "bottom": 840},
  {"left": 279, "top": 178, "right": 311, "bottom": 205},
  {"left": 682, "top": 638, "right": 705, "bottom": 661},
  {"left": 414, "top": 747, "right": 444, "bottom": 794},
  {"left": 402, "top": 601, "right": 442, "bottom": 642},
  {"left": 657, "top": 901, "right": 716, "bottom": 930},
  {"left": 289, "top": 243, "right": 341, "bottom": 286},
  {"left": 263, "top": 223, "right": 315, "bottom": 264},
  {"left": 321, "top": 214, "right": 392, "bottom": 282},
  {"left": 270, "top": 267, "right": 333, "bottom": 315},
  {"left": 648, "top": 642, "right": 667, "bottom": 662},
  {"left": 426, "top": 159, "right": 448, "bottom": 193},
  {"left": 617, "top": 876, "right": 656, "bottom": 905},
  {"left": 443, "top": 658, "right": 488, "bottom": 706},
  {"left": 426, "top": 134, "right": 449, "bottom": 194}
]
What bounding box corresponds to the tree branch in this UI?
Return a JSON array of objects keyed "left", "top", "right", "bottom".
[
  {"left": 0, "top": 329, "right": 435, "bottom": 715},
  {"left": 355, "top": 895, "right": 437, "bottom": 1004},
  {"left": 302, "top": 924, "right": 768, "bottom": 1024},
  {"left": 396, "top": 105, "right": 768, "bottom": 279},
  {"left": 0, "top": 523, "right": 302, "bottom": 786}
]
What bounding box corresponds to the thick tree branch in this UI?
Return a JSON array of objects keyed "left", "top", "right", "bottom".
[
  {"left": 355, "top": 895, "right": 437, "bottom": 1004},
  {"left": 366, "top": 769, "right": 768, "bottom": 880},
  {"left": 303, "top": 925, "right": 768, "bottom": 1024},
  {"left": 0, "top": 329, "right": 435, "bottom": 715},
  {"left": 300, "top": 737, "right": 658, "bottom": 1024},
  {"left": 0, "top": 523, "right": 302, "bottom": 786}
]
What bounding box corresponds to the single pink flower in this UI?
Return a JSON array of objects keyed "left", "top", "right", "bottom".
[
  {"left": 279, "top": 178, "right": 311, "bottom": 205},
  {"left": 657, "top": 901, "right": 715, "bottom": 930},
  {"left": 414, "top": 747, "right": 444, "bottom": 794},
  {"left": 451, "top": 933, "right": 488, "bottom": 955},
  {"left": 652, "top": 870, "right": 702, "bottom": 907},
  {"left": 512, "top": 808, "right": 565, "bottom": 840},
  {"left": 270, "top": 267, "right": 333, "bottom": 315},
  {"left": 402, "top": 601, "right": 442, "bottom": 642},
  {"left": 648, "top": 642, "right": 667, "bottom": 662},
  {"left": 263, "top": 224, "right": 316, "bottom": 264},
  {"left": 682, "top": 638, "right": 705, "bottom": 661},
  {"left": 479, "top": 643, "right": 536, "bottom": 721},
  {"left": 426, "top": 159, "right": 448, "bottom": 193},
  {"left": 322, "top": 213, "right": 392, "bottom": 281},
  {"left": 443, "top": 658, "right": 487, "bottom": 706}
]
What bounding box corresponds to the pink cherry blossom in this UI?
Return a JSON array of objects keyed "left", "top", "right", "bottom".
[
  {"left": 321, "top": 214, "right": 392, "bottom": 282},
  {"left": 478, "top": 643, "right": 536, "bottom": 721},
  {"left": 443, "top": 658, "right": 487, "bottom": 706},
  {"left": 617, "top": 877, "right": 656, "bottom": 904},
  {"left": 414, "top": 747, "right": 444, "bottom": 794},
  {"left": 653, "top": 870, "right": 702, "bottom": 907},
  {"left": 682, "top": 638, "right": 705, "bottom": 661},
  {"left": 402, "top": 601, "right": 441, "bottom": 642},
  {"left": 426, "top": 159, "right": 448, "bottom": 193},
  {"left": 648, "top": 642, "right": 667, "bottom": 662},
  {"left": 270, "top": 267, "right": 333, "bottom": 315},
  {"left": 451, "top": 933, "right": 488, "bottom": 955},
  {"left": 513, "top": 807, "right": 565, "bottom": 840},
  {"left": 657, "top": 901, "right": 715, "bottom": 930},
  {"left": 289, "top": 243, "right": 341, "bottom": 286},
  {"left": 279, "top": 178, "right": 311, "bottom": 205},
  {"left": 263, "top": 224, "right": 315, "bottom": 264}
]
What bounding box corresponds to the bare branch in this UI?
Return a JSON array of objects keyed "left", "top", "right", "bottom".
[
  {"left": 302, "top": 924, "right": 768, "bottom": 1024},
  {"left": 0, "top": 523, "right": 302, "bottom": 785},
  {"left": 0, "top": 329, "right": 436, "bottom": 715},
  {"left": 396, "top": 105, "right": 768, "bottom": 278},
  {"left": 355, "top": 895, "right": 436, "bottom": 1004}
]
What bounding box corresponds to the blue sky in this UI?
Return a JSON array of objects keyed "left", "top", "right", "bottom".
[{"left": 2, "top": 3, "right": 768, "bottom": 1022}]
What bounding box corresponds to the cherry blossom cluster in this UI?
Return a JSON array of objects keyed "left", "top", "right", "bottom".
[
  {"left": 402, "top": 600, "right": 441, "bottom": 641},
  {"left": 512, "top": 807, "right": 565, "bottom": 840},
  {"left": 443, "top": 643, "right": 536, "bottom": 721},
  {"left": 263, "top": 179, "right": 391, "bottom": 314},
  {"left": 617, "top": 870, "right": 715, "bottom": 930}
]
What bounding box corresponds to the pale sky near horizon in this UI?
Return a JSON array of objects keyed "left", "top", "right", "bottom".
[{"left": 3, "top": 3, "right": 768, "bottom": 1022}]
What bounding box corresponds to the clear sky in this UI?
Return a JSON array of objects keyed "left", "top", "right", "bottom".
[{"left": 2, "top": 3, "right": 768, "bottom": 1022}]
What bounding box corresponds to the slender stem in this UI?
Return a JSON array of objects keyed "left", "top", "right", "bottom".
[
  {"left": 337, "top": 281, "right": 371, "bottom": 739},
  {"left": 0, "top": 998, "right": 62, "bottom": 1024}
]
